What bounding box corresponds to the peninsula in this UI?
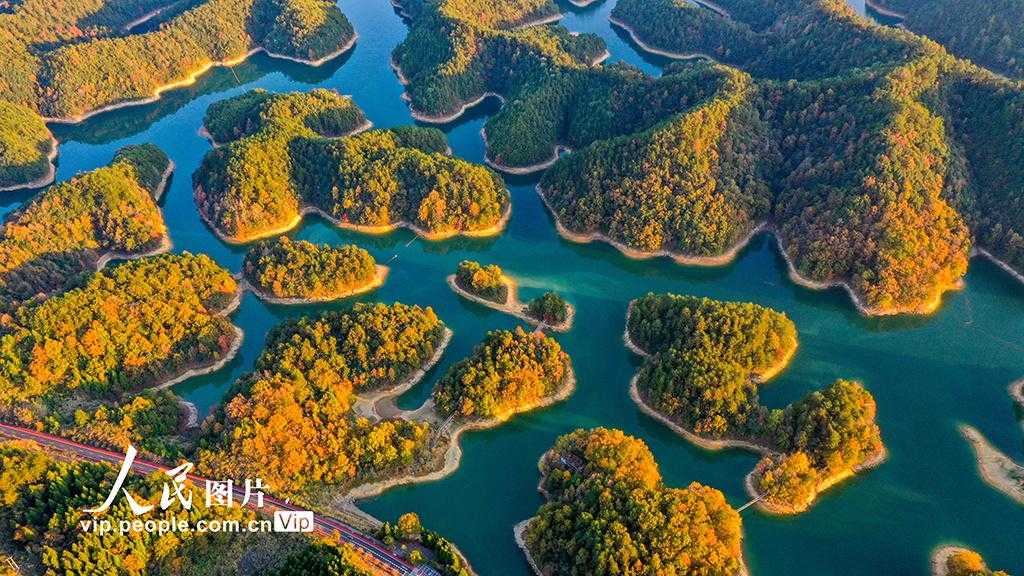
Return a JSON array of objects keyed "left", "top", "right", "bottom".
[
  {"left": 193, "top": 89, "right": 510, "bottom": 244},
  {"left": 0, "top": 144, "right": 173, "bottom": 307},
  {"left": 626, "top": 293, "right": 885, "bottom": 514},
  {"left": 932, "top": 546, "right": 1013, "bottom": 576},
  {"left": 0, "top": 0, "right": 357, "bottom": 190}
]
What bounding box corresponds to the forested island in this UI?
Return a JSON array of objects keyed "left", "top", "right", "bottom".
[
  {"left": 0, "top": 144, "right": 173, "bottom": 307},
  {"left": 932, "top": 547, "right": 1013, "bottom": 576},
  {"left": 389, "top": 0, "right": 1024, "bottom": 315},
  {"left": 242, "top": 237, "right": 386, "bottom": 303},
  {"left": 194, "top": 89, "right": 510, "bottom": 243},
  {"left": 433, "top": 327, "right": 572, "bottom": 421},
  {"left": 517, "top": 427, "right": 745, "bottom": 576},
  {"left": 449, "top": 261, "right": 575, "bottom": 331},
  {"left": 0, "top": 0, "right": 357, "bottom": 191},
  {"left": 626, "top": 293, "right": 885, "bottom": 513},
  {"left": 0, "top": 254, "right": 241, "bottom": 451}
]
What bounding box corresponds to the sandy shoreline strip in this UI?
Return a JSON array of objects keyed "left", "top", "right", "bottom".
[
  {"left": 43, "top": 35, "right": 357, "bottom": 125},
  {"left": 482, "top": 128, "right": 571, "bottom": 175},
  {"left": 539, "top": 183, "right": 960, "bottom": 316},
  {"left": 973, "top": 247, "right": 1024, "bottom": 287},
  {"left": 930, "top": 546, "right": 967, "bottom": 576},
  {"left": 447, "top": 274, "right": 575, "bottom": 333},
  {"left": 959, "top": 423, "right": 1024, "bottom": 506},
  {"left": 1009, "top": 379, "right": 1024, "bottom": 411},
  {"left": 244, "top": 264, "right": 389, "bottom": 305},
  {"left": 198, "top": 188, "right": 509, "bottom": 245},
  {"left": 0, "top": 136, "right": 59, "bottom": 193},
  {"left": 864, "top": 0, "right": 907, "bottom": 20},
  {"left": 608, "top": 16, "right": 717, "bottom": 61}
]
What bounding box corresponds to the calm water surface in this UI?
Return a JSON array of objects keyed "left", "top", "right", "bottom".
[{"left": 10, "top": 0, "right": 1023, "bottom": 573}]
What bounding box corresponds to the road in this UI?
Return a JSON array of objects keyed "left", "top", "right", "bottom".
[{"left": 0, "top": 423, "right": 418, "bottom": 576}]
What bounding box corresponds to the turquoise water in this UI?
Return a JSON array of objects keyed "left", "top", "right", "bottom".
[{"left": 15, "top": 0, "right": 1024, "bottom": 573}]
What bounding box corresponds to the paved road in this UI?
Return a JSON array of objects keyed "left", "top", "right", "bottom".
[{"left": 0, "top": 423, "right": 414, "bottom": 576}]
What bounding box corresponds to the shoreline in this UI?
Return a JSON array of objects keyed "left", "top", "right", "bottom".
[
  {"left": 198, "top": 192, "right": 510, "bottom": 245},
  {"left": 1009, "top": 379, "right": 1024, "bottom": 411},
  {"left": 150, "top": 288, "right": 244, "bottom": 391},
  {"left": 931, "top": 546, "right": 967, "bottom": 576},
  {"left": 0, "top": 135, "right": 59, "bottom": 192},
  {"left": 447, "top": 274, "right": 575, "bottom": 333},
  {"left": 244, "top": 264, "right": 389, "bottom": 305},
  {"left": 178, "top": 399, "right": 199, "bottom": 430},
  {"left": 959, "top": 423, "right": 1024, "bottom": 506},
  {"left": 151, "top": 159, "right": 176, "bottom": 201},
  {"left": 43, "top": 35, "right": 358, "bottom": 126},
  {"left": 95, "top": 234, "right": 173, "bottom": 271},
  {"left": 973, "top": 247, "right": 1024, "bottom": 287},
  {"left": 511, "top": 12, "right": 564, "bottom": 30},
  {"left": 537, "top": 183, "right": 766, "bottom": 266},
  {"left": 514, "top": 448, "right": 749, "bottom": 576},
  {"left": 482, "top": 128, "right": 571, "bottom": 175},
  {"left": 346, "top": 362, "right": 576, "bottom": 502},
  {"left": 864, "top": 0, "right": 907, "bottom": 20},
  {"left": 352, "top": 328, "right": 454, "bottom": 421},
  {"left": 608, "top": 16, "right": 717, "bottom": 61},
  {"left": 539, "top": 183, "right": 960, "bottom": 317}
]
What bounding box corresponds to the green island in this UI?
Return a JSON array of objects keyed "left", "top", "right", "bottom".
[
  {"left": 193, "top": 89, "right": 510, "bottom": 243},
  {"left": 242, "top": 236, "right": 387, "bottom": 304},
  {"left": 865, "top": 0, "right": 1024, "bottom": 79},
  {"left": 0, "top": 253, "right": 242, "bottom": 455},
  {"left": 433, "top": 326, "right": 573, "bottom": 421},
  {"left": 516, "top": 427, "right": 745, "bottom": 576},
  {"left": 626, "top": 293, "right": 885, "bottom": 514},
  {"left": 0, "top": 438, "right": 379, "bottom": 576},
  {"left": 0, "top": 0, "right": 357, "bottom": 190},
  {"left": 449, "top": 260, "right": 575, "bottom": 331},
  {"left": 932, "top": 546, "right": 1014, "bottom": 576},
  {"left": 0, "top": 144, "right": 173, "bottom": 308},
  {"left": 391, "top": 0, "right": 1024, "bottom": 315}
]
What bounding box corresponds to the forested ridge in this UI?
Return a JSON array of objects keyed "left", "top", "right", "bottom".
[
  {"left": 0, "top": 144, "right": 171, "bottom": 307},
  {"left": 523, "top": 428, "right": 744, "bottom": 575},
  {"left": 0, "top": 0, "right": 354, "bottom": 190},
  {"left": 432, "top": 327, "right": 570, "bottom": 420},
  {"left": 0, "top": 253, "right": 239, "bottom": 417},
  {"left": 870, "top": 0, "right": 1024, "bottom": 79},
  {"left": 243, "top": 237, "right": 379, "bottom": 301},
  {"left": 627, "top": 293, "right": 884, "bottom": 512},
  {"left": 194, "top": 89, "right": 509, "bottom": 243},
  {"left": 475, "top": 0, "right": 1024, "bottom": 315},
  {"left": 197, "top": 302, "right": 446, "bottom": 496}
]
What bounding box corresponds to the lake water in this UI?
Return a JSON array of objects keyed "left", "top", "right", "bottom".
[{"left": 11, "top": 0, "right": 1024, "bottom": 573}]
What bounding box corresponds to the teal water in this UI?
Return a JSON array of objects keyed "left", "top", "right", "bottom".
[{"left": 14, "top": 0, "right": 1024, "bottom": 573}]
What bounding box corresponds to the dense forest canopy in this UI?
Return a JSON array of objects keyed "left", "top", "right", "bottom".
[
  {"left": 197, "top": 302, "right": 446, "bottom": 496},
  {"left": 525, "top": 292, "right": 569, "bottom": 325},
  {"left": 0, "top": 144, "right": 171, "bottom": 307},
  {"left": 243, "top": 237, "right": 379, "bottom": 301},
  {"left": 480, "top": 0, "right": 1024, "bottom": 315},
  {"left": 0, "top": 0, "right": 354, "bottom": 189},
  {"left": 432, "top": 327, "right": 569, "bottom": 420},
  {"left": 0, "top": 253, "right": 239, "bottom": 414},
  {"left": 454, "top": 260, "right": 508, "bottom": 304},
  {"left": 194, "top": 89, "right": 509, "bottom": 243},
  {"left": 523, "top": 428, "right": 744, "bottom": 575},
  {"left": 627, "top": 294, "right": 883, "bottom": 512},
  {"left": 870, "top": 0, "right": 1024, "bottom": 79}
]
